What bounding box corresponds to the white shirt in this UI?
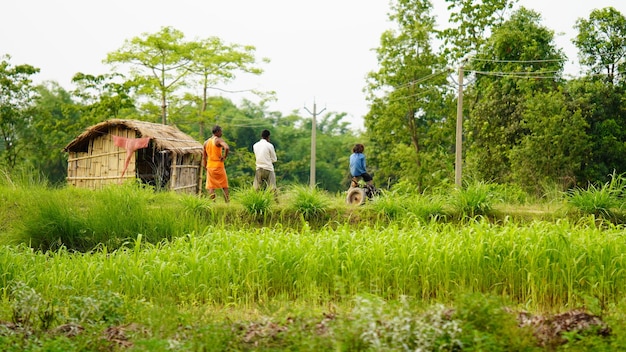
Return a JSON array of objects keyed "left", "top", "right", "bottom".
[{"left": 253, "top": 138, "right": 277, "bottom": 172}]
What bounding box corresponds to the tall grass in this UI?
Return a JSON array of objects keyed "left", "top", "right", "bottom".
[
  {"left": 567, "top": 172, "right": 626, "bottom": 221},
  {"left": 449, "top": 181, "right": 495, "bottom": 218},
  {"left": 286, "top": 185, "right": 331, "bottom": 221},
  {"left": 2, "top": 181, "right": 626, "bottom": 349},
  {"left": 236, "top": 187, "right": 274, "bottom": 218},
  {"left": 2, "top": 218, "right": 625, "bottom": 312},
  {"left": 12, "top": 184, "right": 211, "bottom": 251},
  {"left": 367, "top": 191, "right": 446, "bottom": 222}
]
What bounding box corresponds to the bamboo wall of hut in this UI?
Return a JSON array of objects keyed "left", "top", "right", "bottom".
[{"left": 64, "top": 119, "right": 204, "bottom": 194}]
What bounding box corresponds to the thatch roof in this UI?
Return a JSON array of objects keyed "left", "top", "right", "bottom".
[{"left": 64, "top": 119, "right": 203, "bottom": 155}]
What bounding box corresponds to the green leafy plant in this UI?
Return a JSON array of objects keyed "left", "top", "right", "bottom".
[
  {"left": 350, "top": 295, "right": 463, "bottom": 351},
  {"left": 237, "top": 187, "right": 274, "bottom": 217},
  {"left": 288, "top": 185, "right": 330, "bottom": 220},
  {"left": 567, "top": 181, "right": 619, "bottom": 219},
  {"left": 450, "top": 181, "right": 494, "bottom": 218}
]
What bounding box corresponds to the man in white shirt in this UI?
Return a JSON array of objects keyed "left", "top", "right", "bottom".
[{"left": 253, "top": 129, "right": 278, "bottom": 191}]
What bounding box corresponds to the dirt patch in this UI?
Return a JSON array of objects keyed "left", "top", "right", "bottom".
[{"left": 517, "top": 309, "right": 611, "bottom": 347}]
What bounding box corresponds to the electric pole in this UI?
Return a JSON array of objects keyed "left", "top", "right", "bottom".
[
  {"left": 304, "top": 100, "right": 326, "bottom": 188},
  {"left": 455, "top": 64, "right": 464, "bottom": 188}
]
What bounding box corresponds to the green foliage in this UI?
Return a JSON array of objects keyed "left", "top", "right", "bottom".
[
  {"left": 454, "top": 293, "right": 536, "bottom": 351},
  {"left": 0, "top": 55, "right": 40, "bottom": 169},
  {"left": 509, "top": 89, "right": 589, "bottom": 195},
  {"left": 439, "top": 0, "right": 518, "bottom": 61},
  {"left": 565, "top": 78, "right": 626, "bottom": 185},
  {"left": 287, "top": 185, "right": 330, "bottom": 221},
  {"left": 105, "top": 26, "right": 197, "bottom": 125},
  {"left": 16, "top": 184, "right": 194, "bottom": 251},
  {"left": 573, "top": 6, "right": 626, "bottom": 84},
  {"left": 29, "top": 82, "right": 86, "bottom": 185},
  {"left": 368, "top": 191, "right": 446, "bottom": 222},
  {"left": 179, "top": 193, "right": 213, "bottom": 216},
  {"left": 2, "top": 193, "right": 626, "bottom": 348},
  {"left": 237, "top": 187, "right": 274, "bottom": 217},
  {"left": 465, "top": 8, "right": 566, "bottom": 185},
  {"left": 349, "top": 295, "right": 463, "bottom": 351},
  {"left": 449, "top": 181, "right": 494, "bottom": 218},
  {"left": 364, "top": 0, "right": 453, "bottom": 191},
  {"left": 486, "top": 182, "right": 530, "bottom": 205},
  {"left": 66, "top": 289, "right": 124, "bottom": 325},
  {"left": 567, "top": 176, "right": 622, "bottom": 220}
]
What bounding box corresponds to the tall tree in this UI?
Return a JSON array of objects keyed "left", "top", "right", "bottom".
[
  {"left": 508, "top": 88, "right": 589, "bottom": 193},
  {"left": 70, "top": 72, "right": 136, "bottom": 124},
  {"left": 0, "top": 55, "right": 39, "bottom": 168},
  {"left": 105, "top": 26, "right": 195, "bottom": 125},
  {"left": 440, "top": 0, "right": 518, "bottom": 62},
  {"left": 365, "top": 0, "right": 451, "bottom": 190},
  {"left": 564, "top": 78, "right": 626, "bottom": 185},
  {"left": 29, "top": 82, "right": 83, "bottom": 184},
  {"left": 573, "top": 7, "right": 626, "bottom": 84},
  {"left": 464, "top": 8, "right": 565, "bottom": 184},
  {"left": 185, "top": 37, "right": 269, "bottom": 140}
]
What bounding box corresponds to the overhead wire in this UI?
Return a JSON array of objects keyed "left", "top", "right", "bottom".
[
  {"left": 469, "top": 58, "right": 567, "bottom": 63},
  {"left": 466, "top": 70, "right": 561, "bottom": 79}
]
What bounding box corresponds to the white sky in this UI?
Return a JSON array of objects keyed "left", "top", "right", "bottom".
[{"left": 2, "top": 0, "right": 625, "bottom": 130}]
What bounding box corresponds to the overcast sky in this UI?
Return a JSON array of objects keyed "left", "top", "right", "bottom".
[{"left": 2, "top": 0, "right": 625, "bottom": 130}]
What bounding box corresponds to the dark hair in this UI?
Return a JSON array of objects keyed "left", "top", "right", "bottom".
[
  {"left": 212, "top": 125, "right": 222, "bottom": 134},
  {"left": 261, "top": 129, "right": 271, "bottom": 139},
  {"left": 352, "top": 143, "right": 364, "bottom": 153}
]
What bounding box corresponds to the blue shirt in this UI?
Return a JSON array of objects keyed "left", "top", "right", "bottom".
[{"left": 350, "top": 153, "right": 367, "bottom": 177}]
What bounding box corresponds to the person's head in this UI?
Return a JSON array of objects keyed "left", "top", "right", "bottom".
[
  {"left": 212, "top": 125, "right": 222, "bottom": 137},
  {"left": 353, "top": 143, "right": 364, "bottom": 154},
  {"left": 261, "top": 129, "right": 271, "bottom": 140}
]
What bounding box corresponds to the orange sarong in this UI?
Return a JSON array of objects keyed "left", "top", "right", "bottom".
[{"left": 206, "top": 167, "right": 228, "bottom": 189}]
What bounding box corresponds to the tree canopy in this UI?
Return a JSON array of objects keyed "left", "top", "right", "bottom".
[{"left": 2, "top": 4, "right": 626, "bottom": 196}]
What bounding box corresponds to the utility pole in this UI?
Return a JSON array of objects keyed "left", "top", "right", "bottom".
[
  {"left": 304, "top": 100, "right": 326, "bottom": 188},
  {"left": 455, "top": 64, "right": 464, "bottom": 188}
]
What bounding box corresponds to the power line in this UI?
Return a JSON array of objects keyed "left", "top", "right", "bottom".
[
  {"left": 392, "top": 69, "right": 452, "bottom": 90},
  {"left": 469, "top": 58, "right": 566, "bottom": 63},
  {"left": 466, "top": 70, "right": 561, "bottom": 79}
]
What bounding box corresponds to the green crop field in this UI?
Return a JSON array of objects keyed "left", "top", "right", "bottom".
[{"left": 1, "top": 179, "right": 626, "bottom": 351}]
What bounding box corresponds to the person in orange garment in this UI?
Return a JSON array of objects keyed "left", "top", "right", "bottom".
[{"left": 202, "top": 125, "right": 230, "bottom": 202}]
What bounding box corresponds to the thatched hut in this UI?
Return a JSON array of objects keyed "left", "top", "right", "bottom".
[{"left": 64, "top": 119, "right": 203, "bottom": 194}]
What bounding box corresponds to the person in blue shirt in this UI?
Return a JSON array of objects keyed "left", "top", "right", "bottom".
[{"left": 349, "top": 143, "right": 373, "bottom": 188}]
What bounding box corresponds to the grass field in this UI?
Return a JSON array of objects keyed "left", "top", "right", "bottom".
[{"left": 1, "top": 178, "right": 626, "bottom": 351}]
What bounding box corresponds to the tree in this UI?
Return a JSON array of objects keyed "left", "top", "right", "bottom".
[
  {"left": 71, "top": 72, "right": 136, "bottom": 124},
  {"left": 185, "top": 37, "right": 269, "bottom": 140},
  {"left": 105, "top": 26, "right": 195, "bottom": 125},
  {"left": 564, "top": 78, "right": 626, "bottom": 185},
  {"left": 440, "top": 0, "right": 518, "bottom": 62},
  {"left": 573, "top": 7, "right": 626, "bottom": 84},
  {"left": 508, "top": 89, "right": 589, "bottom": 193},
  {"left": 29, "top": 82, "right": 83, "bottom": 184},
  {"left": 365, "top": 0, "right": 452, "bottom": 190},
  {"left": 0, "top": 55, "right": 39, "bottom": 168},
  {"left": 464, "top": 8, "right": 565, "bottom": 184}
]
